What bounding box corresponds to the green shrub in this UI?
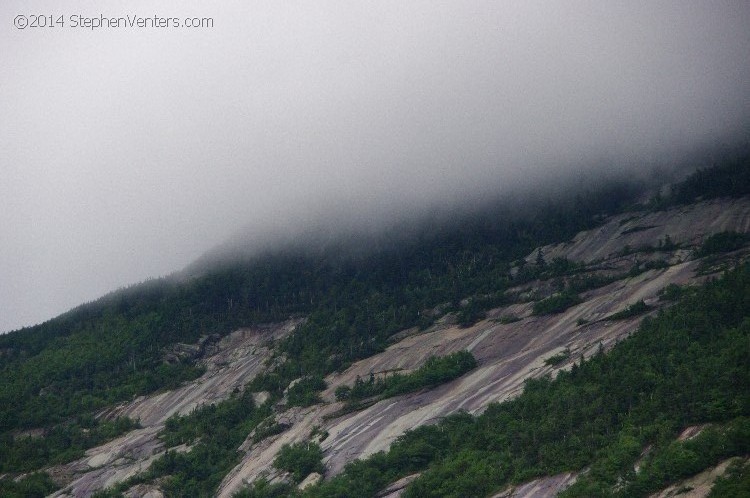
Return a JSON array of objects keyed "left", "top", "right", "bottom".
[
  {"left": 287, "top": 376, "right": 327, "bottom": 407},
  {"left": 544, "top": 349, "right": 571, "bottom": 366},
  {"left": 644, "top": 259, "right": 670, "bottom": 270},
  {"left": 235, "top": 478, "right": 299, "bottom": 497},
  {"left": 497, "top": 314, "right": 521, "bottom": 324},
  {"left": 532, "top": 292, "right": 582, "bottom": 315},
  {"left": 697, "top": 231, "right": 748, "bottom": 257},
  {"left": 274, "top": 442, "right": 324, "bottom": 482},
  {"left": 567, "top": 273, "right": 618, "bottom": 293},
  {"left": 607, "top": 300, "right": 649, "bottom": 320},
  {"left": 659, "top": 284, "right": 684, "bottom": 301}
]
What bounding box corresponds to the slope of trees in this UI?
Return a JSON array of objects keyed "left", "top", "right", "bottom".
[
  {"left": 293, "top": 263, "right": 750, "bottom": 498},
  {"left": 0, "top": 473, "right": 58, "bottom": 498},
  {"left": 650, "top": 150, "right": 750, "bottom": 208},
  {"left": 697, "top": 230, "right": 748, "bottom": 257},
  {"left": 0, "top": 416, "right": 138, "bottom": 473},
  {"left": 274, "top": 442, "right": 325, "bottom": 483},
  {"left": 0, "top": 156, "right": 746, "bottom": 485},
  {"left": 0, "top": 177, "right": 640, "bottom": 438},
  {"left": 708, "top": 459, "right": 750, "bottom": 497},
  {"left": 93, "top": 389, "right": 274, "bottom": 498}
]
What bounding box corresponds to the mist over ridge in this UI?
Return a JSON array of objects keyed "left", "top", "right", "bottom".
[
  {"left": 186, "top": 142, "right": 737, "bottom": 275},
  {"left": 2, "top": 1, "right": 750, "bottom": 332}
]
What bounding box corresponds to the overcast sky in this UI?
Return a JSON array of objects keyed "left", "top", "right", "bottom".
[{"left": 1, "top": 1, "right": 749, "bottom": 333}]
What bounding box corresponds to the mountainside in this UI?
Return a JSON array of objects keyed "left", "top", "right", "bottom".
[{"left": 1, "top": 158, "right": 750, "bottom": 497}]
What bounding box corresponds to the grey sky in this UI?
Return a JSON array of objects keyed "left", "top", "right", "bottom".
[{"left": 1, "top": 1, "right": 749, "bottom": 333}]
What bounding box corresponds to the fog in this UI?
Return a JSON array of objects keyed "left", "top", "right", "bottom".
[{"left": 1, "top": 1, "right": 749, "bottom": 332}]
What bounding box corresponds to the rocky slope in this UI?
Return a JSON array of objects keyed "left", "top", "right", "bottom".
[
  {"left": 47, "top": 196, "right": 750, "bottom": 497},
  {"left": 49, "top": 321, "right": 301, "bottom": 497}
]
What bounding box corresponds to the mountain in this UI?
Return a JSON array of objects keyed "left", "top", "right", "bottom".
[{"left": 1, "top": 155, "right": 749, "bottom": 497}]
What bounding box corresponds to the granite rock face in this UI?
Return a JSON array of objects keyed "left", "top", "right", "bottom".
[{"left": 46, "top": 197, "right": 750, "bottom": 498}]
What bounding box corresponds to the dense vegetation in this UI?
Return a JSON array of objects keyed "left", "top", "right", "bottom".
[
  {"left": 584, "top": 418, "right": 750, "bottom": 497},
  {"left": 0, "top": 179, "right": 639, "bottom": 438},
  {"left": 0, "top": 155, "right": 747, "bottom": 489},
  {"left": 273, "top": 442, "right": 325, "bottom": 483},
  {"left": 0, "top": 473, "right": 58, "bottom": 498},
  {"left": 286, "top": 376, "right": 328, "bottom": 407},
  {"left": 531, "top": 291, "right": 583, "bottom": 315},
  {"left": 708, "top": 458, "right": 750, "bottom": 497},
  {"left": 697, "top": 230, "right": 748, "bottom": 257},
  {"left": 606, "top": 299, "right": 650, "bottom": 320},
  {"left": 280, "top": 263, "right": 750, "bottom": 497},
  {"left": 0, "top": 182, "right": 636, "bottom": 478},
  {"left": 657, "top": 151, "right": 750, "bottom": 206},
  {"left": 0, "top": 416, "right": 138, "bottom": 473},
  {"left": 95, "top": 389, "right": 274, "bottom": 497}
]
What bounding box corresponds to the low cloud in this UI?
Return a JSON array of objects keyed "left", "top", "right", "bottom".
[{"left": 1, "top": 0, "right": 749, "bottom": 331}]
